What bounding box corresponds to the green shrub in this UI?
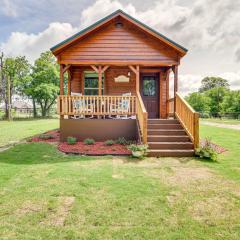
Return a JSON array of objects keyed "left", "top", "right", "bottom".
[
  {"left": 195, "top": 138, "right": 218, "bottom": 161},
  {"left": 84, "top": 138, "right": 95, "bottom": 145},
  {"left": 39, "top": 134, "right": 54, "bottom": 140},
  {"left": 105, "top": 140, "right": 114, "bottom": 146},
  {"left": 128, "top": 144, "right": 148, "bottom": 159},
  {"left": 115, "top": 137, "right": 128, "bottom": 145},
  {"left": 67, "top": 136, "right": 77, "bottom": 145}
]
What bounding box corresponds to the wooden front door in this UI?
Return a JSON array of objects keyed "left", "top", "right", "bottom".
[{"left": 140, "top": 73, "right": 159, "bottom": 118}]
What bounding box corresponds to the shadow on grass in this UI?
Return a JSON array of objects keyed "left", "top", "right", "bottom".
[{"left": 0, "top": 142, "right": 114, "bottom": 165}]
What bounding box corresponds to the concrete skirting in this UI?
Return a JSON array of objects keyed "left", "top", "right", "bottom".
[{"left": 60, "top": 119, "right": 137, "bottom": 142}]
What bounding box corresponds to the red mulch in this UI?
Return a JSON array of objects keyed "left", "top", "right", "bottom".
[
  {"left": 30, "top": 129, "right": 131, "bottom": 155},
  {"left": 58, "top": 142, "right": 131, "bottom": 156},
  {"left": 200, "top": 139, "right": 227, "bottom": 154},
  {"left": 31, "top": 130, "right": 60, "bottom": 143}
]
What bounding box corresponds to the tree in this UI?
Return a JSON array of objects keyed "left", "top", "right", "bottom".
[
  {"left": 185, "top": 92, "right": 211, "bottom": 112},
  {"left": 205, "top": 87, "right": 228, "bottom": 115},
  {"left": 22, "top": 51, "right": 59, "bottom": 117},
  {"left": 1, "top": 56, "right": 30, "bottom": 119},
  {"left": 221, "top": 91, "right": 240, "bottom": 116},
  {"left": 199, "top": 77, "right": 229, "bottom": 92}
]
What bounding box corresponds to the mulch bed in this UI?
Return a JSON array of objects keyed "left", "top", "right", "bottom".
[
  {"left": 30, "top": 129, "right": 131, "bottom": 155},
  {"left": 58, "top": 142, "right": 131, "bottom": 156},
  {"left": 31, "top": 130, "right": 60, "bottom": 143},
  {"left": 200, "top": 139, "right": 227, "bottom": 154}
]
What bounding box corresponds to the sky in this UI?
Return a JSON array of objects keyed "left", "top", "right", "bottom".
[{"left": 0, "top": 0, "right": 240, "bottom": 95}]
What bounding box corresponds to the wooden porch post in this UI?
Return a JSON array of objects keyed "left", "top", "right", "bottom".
[
  {"left": 90, "top": 65, "right": 109, "bottom": 95},
  {"left": 60, "top": 64, "right": 64, "bottom": 95},
  {"left": 67, "top": 69, "right": 71, "bottom": 95},
  {"left": 173, "top": 65, "right": 178, "bottom": 115},
  {"left": 98, "top": 66, "right": 102, "bottom": 95},
  {"left": 128, "top": 65, "right": 140, "bottom": 92}
]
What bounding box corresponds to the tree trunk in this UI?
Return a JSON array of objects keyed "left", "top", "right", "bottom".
[{"left": 32, "top": 98, "right": 37, "bottom": 118}]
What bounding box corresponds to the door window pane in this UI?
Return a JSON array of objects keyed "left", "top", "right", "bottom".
[{"left": 143, "top": 77, "right": 156, "bottom": 96}]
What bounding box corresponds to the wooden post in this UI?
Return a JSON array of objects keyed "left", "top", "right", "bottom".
[
  {"left": 173, "top": 65, "right": 178, "bottom": 115},
  {"left": 194, "top": 112, "right": 199, "bottom": 148},
  {"left": 128, "top": 65, "right": 140, "bottom": 92},
  {"left": 60, "top": 64, "right": 64, "bottom": 95},
  {"left": 67, "top": 69, "right": 71, "bottom": 95},
  {"left": 98, "top": 66, "right": 102, "bottom": 95}
]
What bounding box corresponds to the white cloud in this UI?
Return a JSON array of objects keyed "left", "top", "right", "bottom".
[
  {"left": 1, "top": 22, "right": 78, "bottom": 62},
  {"left": 0, "top": 0, "right": 240, "bottom": 93},
  {"left": 2, "top": 0, "right": 18, "bottom": 17}
]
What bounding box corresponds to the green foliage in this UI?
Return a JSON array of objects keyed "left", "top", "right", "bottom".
[
  {"left": 199, "top": 76, "right": 229, "bottom": 92},
  {"left": 21, "top": 51, "right": 59, "bottom": 117},
  {"left": 185, "top": 92, "right": 211, "bottom": 112},
  {"left": 115, "top": 137, "right": 128, "bottom": 145},
  {"left": 67, "top": 136, "right": 77, "bottom": 145},
  {"left": 128, "top": 144, "right": 148, "bottom": 159},
  {"left": 39, "top": 134, "right": 54, "bottom": 140},
  {"left": 84, "top": 138, "right": 95, "bottom": 145},
  {"left": 104, "top": 140, "right": 114, "bottom": 146},
  {"left": 195, "top": 138, "right": 218, "bottom": 161}
]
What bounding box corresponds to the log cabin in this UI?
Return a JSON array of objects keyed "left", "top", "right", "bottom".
[{"left": 51, "top": 9, "right": 199, "bottom": 157}]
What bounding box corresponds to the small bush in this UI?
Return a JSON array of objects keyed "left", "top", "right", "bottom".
[
  {"left": 84, "top": 138, "right": 95, "bottom": 145},
  {"left": 67, "top": 136, "right": 77, "bottom": 145},
  {"left": 105, "top": 140, "right": 114, "bottom": 146},
  {"left": 195, "top": 138, "right": 218, "bottom": 161},
  {"left": 115, "top": 137, "right": 128, "bottom": 145},
  {"left": 128, "top": 144, "right": 148, "bottom": 159},
  {"left": 39, "top": 134, "right": 54, "bottom": 140}
]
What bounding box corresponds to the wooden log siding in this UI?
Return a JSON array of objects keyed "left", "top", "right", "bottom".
[
  {"left": 58, "top": 20, "right": 179, "bottom": 65},
  {"left": 136, "top": 92, "right": 148, "bottom": 144},
  {"left": 175, "top": 93, "right": 199, "bottom": 148},
  {"left": 57, "top": 95, "right": 136, "bottom": 116}
]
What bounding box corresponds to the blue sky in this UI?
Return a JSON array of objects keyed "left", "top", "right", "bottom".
[{"left": 0, "top": 0, "right": 239, "bottom": 95}]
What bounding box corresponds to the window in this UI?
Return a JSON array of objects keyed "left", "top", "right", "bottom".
[
  {"left": 143, "top": 76, "right": 156, "bottom": 96},
  {"left": 84, "top": 72, "right": 104, "bottom": 95}
]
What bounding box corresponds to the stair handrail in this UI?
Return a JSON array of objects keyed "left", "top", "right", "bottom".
[
  {"left": 136, "top": 91, "right": 148, "bottom": 144},
  {"left": 175, "top": 92, "right": 199, "bottom": 148}
]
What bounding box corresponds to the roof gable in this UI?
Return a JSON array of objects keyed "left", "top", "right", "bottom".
[{"left": 51, "top": 9, "right": 187, "bottom": 56}]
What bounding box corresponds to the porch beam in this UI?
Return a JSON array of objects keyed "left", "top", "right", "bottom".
[
  {"left": 101, "top": 65, "right": 109, "bottom": 73},
  {"left": 63, "top": 64, "right": 71, "bottom": 73},
  {"left": 90, "top": 65, "right": 99, "bottom": 73}
]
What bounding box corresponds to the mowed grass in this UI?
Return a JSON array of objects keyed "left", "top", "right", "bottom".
[
  {"left": 200, "top": 125, "right": 240, "bottom": 181},
  {"left": 0, "top": 121, "right": 240, "bottom": 239},
  {"left": 0, "top": 141, "right": 240, "bottom": 239},
  {"left": 0, "top": 119, "right": 59, "bottom": 147}
]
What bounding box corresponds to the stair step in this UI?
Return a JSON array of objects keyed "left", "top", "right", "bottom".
[
  {"left": 148, "top": 124, "right": 183, "bottom": 130},
  {"left": 148, "top": 142, "right": 194, "bottom": 150},
  {"left": 147, "top": 135, "right": 191, "bottom": 142},
  {"left": 148, "top": 119, "right": 179, "bottom": 124},
  {"left": 148, "top": 149, "right": 195, "bottom": 157},
  {"left": 148, "top": 129, "right": 187, "bottom": 136}
]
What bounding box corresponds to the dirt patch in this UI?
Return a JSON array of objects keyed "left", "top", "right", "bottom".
[
  {"left": 16, "top": 201, "right": 42, "bottom": 216},
  {"left": 42, "top": 196, "right": 75, "bottom": 226},
  {"left": 31, "top": 129, "right": 59, "bottom": 143},
  {"left": 189, "top": 195, "right": 240, "bottom": 225}
]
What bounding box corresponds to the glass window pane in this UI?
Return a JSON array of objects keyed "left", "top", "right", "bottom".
[
  {"left": 143, "top": 77, "right": 156, "bottom": 96},
  {"left": 84, "top": 71, "right": 104, "bottom": 95}
]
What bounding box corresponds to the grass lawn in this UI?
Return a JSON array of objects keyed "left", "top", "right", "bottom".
[
  {"left": 200, "top": 125, "right": 240, "bottom": 181},
  {"left": 201, "top": 118, "right": 240, "bottom": 125},
  {"left": 0, "top": 122, "right": 240, "bottom": 239},
  {"left": 0, "top": 119, "right": 59, "bottom": 147}
]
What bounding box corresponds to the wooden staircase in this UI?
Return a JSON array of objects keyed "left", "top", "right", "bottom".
[{"left": 147, "top": 119, "right": 195, "bottom": 157}]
